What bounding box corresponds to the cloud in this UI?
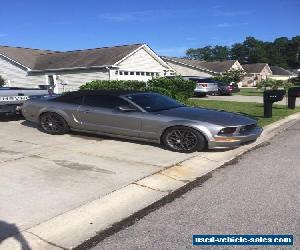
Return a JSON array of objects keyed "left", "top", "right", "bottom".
[
  {"left": 217, "top": 23, "right": 231, "bottom": 28},
  {"left": 213, "top": 9, "right": 250, "bottom": 17},
  {"left": 98, "top": 9, "right": 175, "bottom": 22},
  {"left": 217, "top": 22, "right": 248, "bottom": 28},
  {"left": 156, "top": 47, "right": 188, "bottom": 56}
]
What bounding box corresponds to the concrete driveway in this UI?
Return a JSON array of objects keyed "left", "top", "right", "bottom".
[
  {"left": 197, "top": 94, "right": 300, "bottom": 106},
  {"left": 0, "top": 118, "right": 196, "bottom": 244}
]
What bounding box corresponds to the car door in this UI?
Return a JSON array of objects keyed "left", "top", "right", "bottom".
[{"left": 77, "top": 94, "right": 142, "bottom": 137}]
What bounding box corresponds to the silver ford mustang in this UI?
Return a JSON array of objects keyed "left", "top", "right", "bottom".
[{"left": 22, "top": 90, "right": 262, "bottom": 153}]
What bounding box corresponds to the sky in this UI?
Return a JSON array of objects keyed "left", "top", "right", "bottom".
[{"left": 0, "top": 0, "right": 299, "bottom": 56}]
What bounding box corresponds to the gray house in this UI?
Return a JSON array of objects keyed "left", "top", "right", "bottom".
[
  {"left": 0, "top": 44, "right": 174, "bottom": 93},
  {"left": 161, "top": 57, "right": 243, "bottom": 78}
]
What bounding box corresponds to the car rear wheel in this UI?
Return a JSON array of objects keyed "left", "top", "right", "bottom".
[
  {"left": 162, "top": 126, "right": 207, "bottom": 153},
  {"left": 40, "top": 112, "right": 69, "bottom": 135}
]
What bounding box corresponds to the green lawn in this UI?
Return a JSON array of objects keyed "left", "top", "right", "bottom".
[
  {"left": 187, "top": 99, "right": 300, "bottom": 127},
  {"left": 234, "top": 88, "right": 263, "bottom": 96}
]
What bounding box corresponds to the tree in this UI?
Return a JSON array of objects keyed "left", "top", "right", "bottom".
[
  {"left": 0, "top": 75, "right": 5, "bottom": 87},
  {"left": 186, "top": 45, "right": 230, "bottom": 61},
  {"left": 186, "top": 35, "right": 300, "bottom": 69},
  {"left": 213, "top": 69, "right": 246, "bottom": 84}
]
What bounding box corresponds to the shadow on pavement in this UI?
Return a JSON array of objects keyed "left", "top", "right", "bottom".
[
  {"left": 0, "top": 114, "right": 24, "bottom": 122},
  {"left": 0, "top": 220, "right": 31, "bottom": 250}
]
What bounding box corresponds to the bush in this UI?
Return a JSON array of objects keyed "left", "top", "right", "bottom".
[
  {"left": 80, "top": 80, "right": 146, "bottom": 91},
  {"left": 0, "top": 75, "right": 6, "bottom": 87},
  {"left": 289, "top": 76, "right": 300, "bottom": 86},
  {"left": 213, "top": 69, "right": 246, "bottom": 84},
  {"left": 256, "top": 78, "right": 293, "bottom": 91},
  {"left": 147, "top": 76, "right": 195, "bottom": 100}
]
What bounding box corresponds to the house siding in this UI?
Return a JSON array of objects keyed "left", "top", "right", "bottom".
[
  {"left": 165, "top": 61, "right": 213, "bottom": 78},
  {"left": 49, "top": 69, "right": 109, "bottom": 92},
  {"left": 0, "top": 56, "right": 46, "bottom": 87},
  {"left": 113, "top": 48, "right": 170, "bottom": 81}
]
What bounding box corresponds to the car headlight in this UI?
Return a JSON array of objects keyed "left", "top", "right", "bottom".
[{"left": 218, "top": 127, "right": 237, "bottom": 135}]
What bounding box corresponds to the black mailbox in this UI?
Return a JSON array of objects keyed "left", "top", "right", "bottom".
[
  {"left": 263, "top": 90, "right": 285, "bottom": 118},
  {"left": 288, "top": 87, "right": 300, "bottom": 109}
]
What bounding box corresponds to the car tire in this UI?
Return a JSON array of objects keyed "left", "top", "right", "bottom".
[
  {"left": 39, "top": 112, "right": 70, "bottom": 135},
  {"left": 162, "top": 126, "right": 207, "bottom": 153}
]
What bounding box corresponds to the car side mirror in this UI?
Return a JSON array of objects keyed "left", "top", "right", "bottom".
[{"left": 118, "top": 105, "right": 138, "bottom": 112}]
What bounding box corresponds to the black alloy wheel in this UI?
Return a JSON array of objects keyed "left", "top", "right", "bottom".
[
  {"left": 40, "top": 112, "right": 69, "bottom": 135},
  {"left": 162, "top": 126, "right": 206, "bottom": 153}
]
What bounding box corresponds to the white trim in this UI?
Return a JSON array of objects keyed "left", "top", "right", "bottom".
[
  {"left": 0, "top": 53, "right": 31, "bottom": 71},
  {"left": 162, "top": 57, "right": 217, "bottom": 74},
  {"left": 29, "top": 65, "right": 115, "bottom": 73},
  {"left": 114, "top": 44, "right": 174, "bottom": 71}
]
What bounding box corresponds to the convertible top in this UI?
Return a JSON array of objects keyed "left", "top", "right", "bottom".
[{"left": 53, "top": 90, "right": 147, "bottom": 102}]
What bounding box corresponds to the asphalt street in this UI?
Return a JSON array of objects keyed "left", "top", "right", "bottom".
[{"left": 92, "top": 121, "right": 300, "bottom": 250}]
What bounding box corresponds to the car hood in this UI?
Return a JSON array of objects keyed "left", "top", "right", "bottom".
[{"left": 156, "top": 106, "right": 256, "bottom": 126}]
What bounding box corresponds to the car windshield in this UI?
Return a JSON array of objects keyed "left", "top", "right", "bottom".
[{"left": 125, "top": 93, "right": 184, "bottom": 112}]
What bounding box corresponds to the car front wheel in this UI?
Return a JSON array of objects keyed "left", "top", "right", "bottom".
[
  {"left": 162, "top": 126, "right": 207, "bottom": 153},
  {"left": 39, "top": 112, "right": 70, "bottom": 135}
]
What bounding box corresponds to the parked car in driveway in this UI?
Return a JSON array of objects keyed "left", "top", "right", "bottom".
[
  {"left": 228, "top": 82, "right": 240, "bottom": 93},
  {"left": 0, "top": 87, "right": 49, "bottom": 115},
  {"left": 22, "top": 90, "right": 262, "bottom": 153},
  {"left": 188, "top": 78, "right": 219, "bottom": 97}
]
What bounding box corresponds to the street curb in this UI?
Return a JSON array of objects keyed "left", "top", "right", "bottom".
[{"left": 2, "top": 112, "right": 300, "bottom": 250}]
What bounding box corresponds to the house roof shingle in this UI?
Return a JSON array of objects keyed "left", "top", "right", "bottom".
[
  {"left": 0, "top": 44, "right": 143, "bottom": 71},
  {"left": 242, "top": 63, "right": 268, "bottom": 74},
  {"left": 0, "top": 45, "right": 56, "bottom": 69},
  {"left": 270, "top": 66, "right": 296, "bottom": 76},
  {"left": 162, "top": 56, "right": 237, "bottom": 73}
]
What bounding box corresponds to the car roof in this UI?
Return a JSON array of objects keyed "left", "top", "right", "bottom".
[{"left": 53, "top": 90, "right": 147, "bottom": 101}]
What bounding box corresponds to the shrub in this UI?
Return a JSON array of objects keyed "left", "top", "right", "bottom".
[
  {"left": 147, "top": 76, "right": 195, "bottom": 100},
  {"left": 289, "top": 76, "right": 300, "bottom": 86},
  {"left": 256, "top": 78, "right": 293, "bottom": 91},
  {"left": 80, "top": 80, "right": 146, "bottom": 91},
  {"left": 0, "top": 75, "right": 6, "bottom": 87},
  {"left": 213, "top": 69, "right": 246, "bottom": 84}
]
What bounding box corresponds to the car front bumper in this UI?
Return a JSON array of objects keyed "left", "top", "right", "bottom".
[{"left": 208, "top": 127, "right": 263, "bottom": 149}]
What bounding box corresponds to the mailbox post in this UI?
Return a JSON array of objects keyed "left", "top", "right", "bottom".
[
  {"left": 288, "top": 87, "right": 300, "bottom": 109},
  {"left": 263, "top": 90, "right": 285, "bottom": 118}
]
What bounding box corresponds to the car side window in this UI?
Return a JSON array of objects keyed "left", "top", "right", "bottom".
[{"left": 83, "top": 95, "right": 129, "bottom": 109}]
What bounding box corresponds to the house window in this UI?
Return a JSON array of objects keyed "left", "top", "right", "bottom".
[
  {"left": 136, "top": 72, "right": 141, "bottom": 76},
  {"left": 151, "top": 72, "right": 155, "bottom": 76},
  {"left": 141, "top": 72, "right": 145, "bottom": 76},
  {"left": 124, "top": 71, "right": 128, "bottom": 75},
  {"left": 119, "top": 71, "right": 123, "bottom": 75},
  {"left": 156, "top": 73, "right": 160, "bottom": 76},
  {"left": 115, "top": 70, "right": 119, "bottom": 75},
  {"left": 130, "top": 72, "right": 134, "bottom": 75},
  {"left": 146, "top": 72, "right": 150, "bottom": 76}
]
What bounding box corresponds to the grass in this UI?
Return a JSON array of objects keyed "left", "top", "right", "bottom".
[
  {"left": 234, "top": 88, "right": 263, "bottom": 96},
  {"left": 187, "top": 99, "right": 300, "bottom": 127}
]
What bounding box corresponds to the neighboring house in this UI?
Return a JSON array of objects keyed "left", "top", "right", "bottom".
[
  {"left": 242, "top": 63, "right": 272, "bottom": 86},
  {"left": 161, "top": 57, "right": 243, "bottom": 79},
  {"left": 0, "top": 44, "right": 173, "bottom": 93},
  {"left": 269, "top": 66, "right": 297, "bottom": 80}
]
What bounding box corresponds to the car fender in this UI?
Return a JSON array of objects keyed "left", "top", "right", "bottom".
[
  {"left": 159, "top": 120, "right": 217, "bottom": 142},
  {"left": 38, "top": 107, "right": 70, "bottom": 124}
]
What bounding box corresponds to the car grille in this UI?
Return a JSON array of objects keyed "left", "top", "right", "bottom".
[{"left": 240, "top": 123, "right": 257, "bottom": 133}]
